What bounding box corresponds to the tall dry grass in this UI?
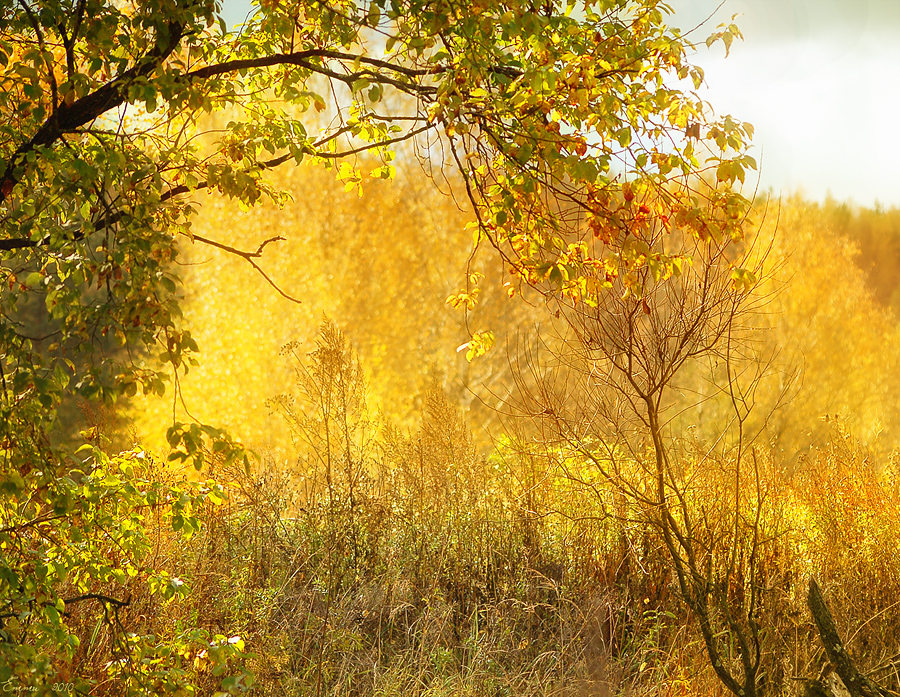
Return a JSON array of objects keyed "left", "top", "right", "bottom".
[
  {"left": 103, "top": 326, "right": 898, "bottom": 697},
  {"left": 72, "top": 323, "right": 900, "bottom": 697}
]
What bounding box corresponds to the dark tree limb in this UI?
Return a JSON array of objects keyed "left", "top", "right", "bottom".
[
  {"left": 63, "top": 593, "right": 131, "bottom": 609},
  {"left": 182, "top": 48, "right": 441, "bottom": 82},
  {"left": 0, "top": 40, "right": 440, "bottom": 206},
  {"left": 807, "top": 577, "right": 893, "bottom": 697}
]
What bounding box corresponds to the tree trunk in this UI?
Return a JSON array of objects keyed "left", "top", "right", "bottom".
[{"left": 807, "top": 578, "right": 892, "bottom": 697}]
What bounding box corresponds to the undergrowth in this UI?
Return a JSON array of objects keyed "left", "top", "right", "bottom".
[{"left": 62, "top": 324, "right": 900, "bottom": 696}]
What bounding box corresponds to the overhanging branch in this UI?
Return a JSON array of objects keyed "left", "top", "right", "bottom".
[{"left": 0, "top": 122, "right": 437, "bottom": 253}]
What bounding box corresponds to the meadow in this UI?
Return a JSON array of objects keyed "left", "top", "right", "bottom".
[{"left": 66, "top": 165, "right": 900, "bottom": 697}]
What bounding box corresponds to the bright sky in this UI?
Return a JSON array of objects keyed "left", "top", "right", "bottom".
[
  {"left": 219, "top": 0, "right": 900, "bottom": 206},
  {"left": 671, "top": 0, "right": 900, "bottom": 207}
]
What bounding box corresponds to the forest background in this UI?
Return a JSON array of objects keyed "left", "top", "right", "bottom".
[{"left": 4, "top": 0, "right": 900, "bottom": 696}]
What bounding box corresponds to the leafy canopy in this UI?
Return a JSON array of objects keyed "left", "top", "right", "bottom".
[
  {"left": 0, "top": 0, "right": 753, "bottom": 690},
  {"left": 0, "top": 0, "right": 754, "bottom": 436}
]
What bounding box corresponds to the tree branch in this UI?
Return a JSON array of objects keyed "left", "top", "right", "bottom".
[
  {"left": 807, "top": 577, "right": 893, "bottom": 697},
  {"left": 0, "top": 30, "right": 525, "bottom": 207},
  {"left": 0, "top": 512, "right": 68, "bottom": 535},
  {"left": 319, "top": 121, "right": 435, "bottom": 159},
  {"left": 191, "top": 233, "right": 302, "bottom": 303},
  {"left": 63, "top": 593, "right": 131, "bottom": 609},
  {"left": 183, "top": 48, "right": 440, "bottom": 82}
]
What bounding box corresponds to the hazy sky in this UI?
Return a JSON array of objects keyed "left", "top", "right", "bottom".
[
  {"left": 671, "top": 0, "right": 900, "bottom": 207},
  {"left": 219, "top": 0, "right": 900, "bottom": 206}
]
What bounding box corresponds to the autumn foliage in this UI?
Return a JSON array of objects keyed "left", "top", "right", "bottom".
[{"left": 2, "top": 0, "right": 900, "bottom": 695}]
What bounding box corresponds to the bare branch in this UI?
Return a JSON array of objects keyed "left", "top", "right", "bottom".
[{"left": 190, "top": 233, "right": 301, "bottom": 303}]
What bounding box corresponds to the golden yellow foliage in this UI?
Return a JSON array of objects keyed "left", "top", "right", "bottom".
[
  {"left": 129, "top": 162, "right": 531, "bottom": 454},
  {"left": 671, "top": 195, "right": 900, "bottom": 460}
]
